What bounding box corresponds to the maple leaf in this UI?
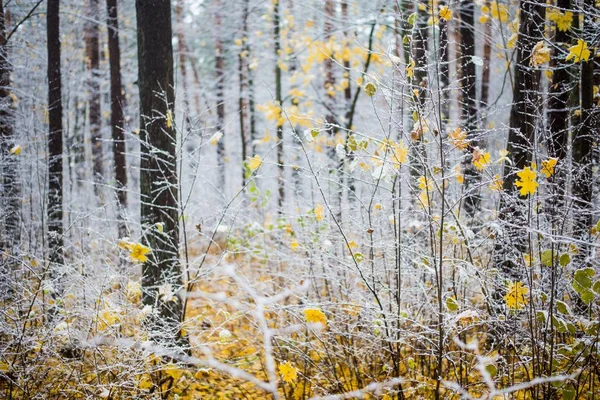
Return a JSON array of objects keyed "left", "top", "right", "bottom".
[
  {"left": 472, "top": 149, "right": 491, "bottom": 171},
  {"left": 541, "top": 158, "right": 557, "bottom": 178},
  {"left": 439, "top": 5, "right": 452, "bottom": 21},
  {"left": 530, "top": 41, "right": 551, "bottom": 67},
  {"left": 504, "top": 281, "right": 529, "bottom": 310},
  {"left": 247, "top": 155, "right": 263, "bottom": 171},
  {"left": 130, "top": 243, "right": 151, "bottom": 263},
  {"left": 515, "top": 166, "right": 538, "bottom": 196},
  {"left": 556, "top": 11, "right": 573, "bottom": 32},
  {"left": 489, "top": 174, "right": 503, "bottom": 191},
  {"left": 303, "top": 307, "right": 327, "bottom": 326},
  {"left": 279, "top": 361, "right": 298, "bottom": 383},
  {"left": 448, "top": 127, "right": 469, "bottom": 150},
  {"left": 566, "top": 39, "right": 591, "bottom": 63}
]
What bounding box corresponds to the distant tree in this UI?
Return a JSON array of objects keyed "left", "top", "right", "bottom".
[
  {"left": 0, "top": 0, "right": 19, "bottom": 253},
  {"left": 573, "top": 0, "right": 596, "bottom": 260},
  {"left": 273, "top": 0, "right": 285, "bottom": 211},
  {"left": 459, "top": 0, "right": 481, "bottom": 217},
  {"left": 214, "top": 0, "right": 226, "bottom": 194},
  {"left": 86, "top": 0, "right": 103, "bottom": 189},
  {"left": 47, "top": 0, "right": 64, "bottom": 268},
  {"left": 106, "top": 0, "right": 127, "bottom": 237},
  {"left": 136, "top": 0, "right": 185, "bottom": 347}
]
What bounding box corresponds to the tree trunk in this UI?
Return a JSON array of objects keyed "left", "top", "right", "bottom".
[
  {"left": 573, "top": 0, "right": 596, "bottom": 260},
  {"left": 502, "top": 0, "right": 544, "bottom": 192},
  {"left": 86, "top": 0, "right": 103, "bottom": 189},
  {"left": 459, "top": 0, "right": 481, "bottom": 217},
  {"left": 106, "top": 0, "right": 127, "bottom": 238},
  {"left": 0, "top": 0, "right": 19, "bottom": 253},
  {"left": 214, "top": 0, "right": 226, "bottom": 194},
  {"left": 136, "top": 0, "right": 184, "bottom": 348},
  {"left": 47, "top": 0, "right": 64, "bottom": 269},
  {"left": 273, "top": 0, "right": 285, "bottom": 212},
  {"left": 238, "top": 0, "right": 250, "bottom": 186}
]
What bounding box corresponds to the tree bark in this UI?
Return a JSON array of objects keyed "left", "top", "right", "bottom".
[
  {"left": 136, "top": 0, "right": 184, "bottom": 348},
  {"left": 86, "top": 0, "right": 103, "bottom": 188},
  {"left": 459, "top": 0, "right": 481, "bottom": 217},
  {"left": 47, "top": 0, "right": 64, "bottom": 268},
  {"left": 106, "top": 0, "right": 127, "bottom": 238},
  {"left": 0, "top": 0, "right": 19, "bottom": 253},
  {"left": 274, "top": 0, "right": 285, "bottom": 212},
  {"left": 214, "top": 0, "right": 226, "bottom": 194}
]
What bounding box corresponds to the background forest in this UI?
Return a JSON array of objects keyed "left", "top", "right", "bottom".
[{"left": 0, "top": 0, "right": 599, "bottom": 398}]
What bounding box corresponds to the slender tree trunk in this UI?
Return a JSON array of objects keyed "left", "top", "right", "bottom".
[
  {"left": 136, "top": 0, "right": 185, "bottom": 348},
  {"left": 47, "top": 0, "right": 64, "bottom": 269},
  {"left": 480, "top": 2, "right": 492, "bottom": 110},
  {"left": 238, "top": 0, "right": 250, "bottom": 186},
  {"left": 273, "top": 0, "right": 285, "bottom": 212},
  {"left": 86, "top": 0, "right": 103, "bottom": 189},
  {"left": 0, "top": 0, "right": 19, "bottom": 252},
  {"left": 573, "top": 0, "right": 596, "bottom": 261},
  {"left": 0, "top": 0, "right": 19, "bottom": 301},
  {"left": 459, "top": 0, "right": 481, "bottom": 217},
  {"left": 107, "top": 0, "right": 127, "bottom": 238},
  {"left": 214, "top": 0, "right": 226, "bottom": 194},
  {"left": 323, "top": 0, "right": 340, "bottom": 218}
]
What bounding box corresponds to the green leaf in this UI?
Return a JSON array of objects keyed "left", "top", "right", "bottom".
[
  {"left": 310, "top": 128, "right": 319, "bottom": 138},
  {"left": 353, "top": 252, "right": 364, "bottom": 263},
  {"left": 559, "top": 253, "right": 571, "bottom": 267},
  {"left": 553, "top": 316, "right": 567, "bottom": 333},
  {"left": 408, "top": 13, "right": 418, "bottom": 26},
  {"left": 593, "top": 280, "right": 600, "bottom": 294},
  {"left": 541, "top": 250, "right": 554, "bottom": 267},
  {"left": 563, "top": 385, "right": 576, "bottom": 400},
  {"left": 573, "top": 268, "right": 595, "bottom": 294},
  {"left": 485, "top": 364, "right": 497, "bottom": 377},
  {"left": 556, "top": 300, "right": 570, "bottom": 315},
  {"left": 536, "top": 310, "right": 547, "bottom": 324},
  {"left": 445, "top": 296, "right": 459, "bottom": 312},
  {"left": 580, "top": 289, "right": 594, "bottom": 305},
  {"left": 364, "top": 82, "right": 377, "bottom": 97}
]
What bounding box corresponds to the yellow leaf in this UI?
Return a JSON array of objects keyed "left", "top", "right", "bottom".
[
  {"left": 541, "top": 158, "right": 557, "bottom": 178},
  {"left": 515, "top": 166, "right": 538, "bottom": 196},
  {"left": 303, "top": 307, "right": 327, "bottom": 326},
  {"left": 248, "top": 154, "right": 263, "bottom": 171},
  {"left": 364, "top": 82, "right": 377, "bottom": 96},
  {"left": 472, "top": 149, "right": 491, "bottom": 171},
  {"left": 448, "top": 127, "right": 469, "bottom": 151},
  {"left": 406, "top": 58, "right": 415, "bottom": 78},
  {"left": 209, "top": 131, "right": 223, "bottom": 145},
  {"left": 314, "top": 204, "right": 324, "bottom": 221},
  {"left": 130, "top": 243, "right": 151, "bottom": 263},
  {"left": 556, "top": 11, "right": 573, "bottom": 32},
  {"left": 504, "top": 281, "right": 529, "bottom": 310},
  {"left": 439, "top": 5, "right": 452, "bottom": 21},
  {"left": 9, "top": 145, "right": 22, "bottom": 155},
  {"left": 489, "top": 174, "right": 503, "bottom": 191},
  {"left": 530, "top": 41, "right": 551, "bottom": 67},
  {"left": 279, "top": 361, "right": 298, "bottom": 383},
  {"left": 166, "top": 110, "right": 173, "bottom": 129},
  {"left": 290, "top": 239, "right": 299, "bottom": 251},
  {"left": 566, "top": 39, "right": 591, "bottom": 63}
]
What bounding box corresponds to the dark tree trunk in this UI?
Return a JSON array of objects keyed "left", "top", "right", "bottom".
[
  {"left": 47, "top": 0, "right": 64, "bottom": 268},
  {"left": 136, "top": 0, "right": 185, "bottom": 348},
  {"left": 238, "top": 0, "right": 250, "bottom": 186},
  {"left": 274, "top": 0, "right": 285, "bottom": 212},
  {"left": 0, "top": 0, "right": 20, "bottom": 253},
  {"left": 546, "top": 0, "right": 570, "bottom": 223},
  {"left": 503, "top": 0, "right": 544, "bottom": 192},
  {"left": 86, "top": 0, "right": 103, "bottom": 188},
  {"left": 107, "top": 0, "right": 127, "bottom": 238},
  {"left": 214, "top": 0, "right": 226, "bottom": 193},
  {"left": 573, "top": 0, "right": 596, "bottom": 260},
  {"left": 459, "top": 0, "right": 481, "bottom": 217}
]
